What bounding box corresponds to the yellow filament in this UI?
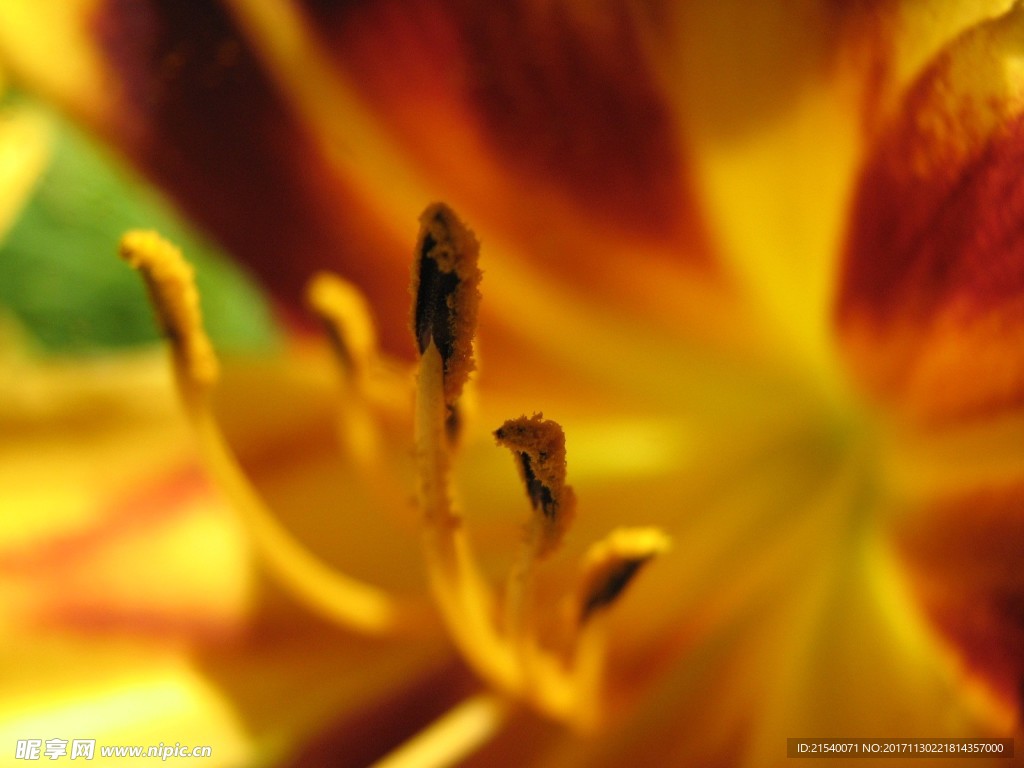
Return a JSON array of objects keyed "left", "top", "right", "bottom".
[
  {"left": 563, "top": 616, "right": 608, "bottom": 731},
  {"left": 503, "top": 532, "right": 540, "bottom": 661},
  {"left": 191, "top": 408, "right": 407, "bottom": 634},
  {"left": 414, "top": 340, "right": 640, "bottom": 729},
  {"left": 370, "top": 693, "right": 510, "bottom": 768},
  {"left": 415, "top": 341, "right": 518, "bottom": 687},
  {"left": 502, "top": 514, "right": 559, "bottom": 693},
  {"left": 121, "top": 230, "right": 409, "bottom": 635}
]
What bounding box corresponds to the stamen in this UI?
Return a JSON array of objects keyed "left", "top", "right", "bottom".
[
  {"left": 122, "top": 231, "right": 410, "bottom": 635},
  {"left": 306, "top": 271, "right": 382, "bottom": 466},
  {"left": 495, "top": 414, "right": 577, "bottom": 660},
  {"left": 408, "top": 206, "right": 667, "bottom": 732},
  {"left": 306, "top": 271, "right": 377, "bottom": 386},
  {"left": 369, "top": 693, "right": 510, "bottom": 768},
  {"left": 555, "top": 527, "right": 671, "bottom": 729},
  {"left": 576, "top": 527, "right": 671, "bottom": 625},
  {"left": 412, "top": 204, "right": 518, "bottom": 689}
]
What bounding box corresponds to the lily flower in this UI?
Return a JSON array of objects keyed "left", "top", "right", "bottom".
[{"left": 1, "top": 1, "right": 1022, "bottom": 766}]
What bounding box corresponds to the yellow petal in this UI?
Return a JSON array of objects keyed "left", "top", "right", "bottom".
[{"left": 0, "top": 637, "right": 252, "bottom": 766}]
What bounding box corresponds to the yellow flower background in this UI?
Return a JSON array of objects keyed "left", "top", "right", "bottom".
[{"left": 0, "top": 1, "right": 1022, "bottom": 766}]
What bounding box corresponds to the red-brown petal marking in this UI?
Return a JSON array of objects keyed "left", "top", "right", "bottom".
[
  {"left": 836, "top": 7, "right": 1024, "bottom": 716},
  {"left": 835, "top": 8, "right": 1024, "bottom": 426},
  {"left": 86, "top": 0, "right": 414, "bottom": 354},
  {"left": 6, "top": 0, "right": 726, "bottom": 350},
  {"left": 296, "top": 0, "right": 721, "bottom": 325},
  {"left": 302, "top": 0, "right": 697, "bottom": 243},
  {"left": 892, "top": 484, "right": 1024, "bottom": 717},
  {"left": 0, "top": 464, "right": 246, "bottom": 641}
]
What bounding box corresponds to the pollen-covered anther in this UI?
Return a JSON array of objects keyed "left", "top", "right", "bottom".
[
  {"left": 495, "top": 413, "right": 577, "bottom": 558},
  {"left": 306, "top": 271, "right": 377, "bottom": 382},
  {"left": 577, "top": 527, "right": 671, "bottom": 625},
  {"left": 411, "top": 202, "right": 481, "bottom": 407},
  {"left": 118, "top": 229, "right": 218, "bottom": 391}
]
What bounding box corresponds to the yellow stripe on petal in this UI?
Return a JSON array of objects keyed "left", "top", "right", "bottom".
[
  {"left": 740, "top": 531, "right": 1013, "bottom": 768},
  {"left": 221, "top": 0, "right": 434, "bottom": 241},
  {"left": 0, "top": 322, "right": 249, "bottom": 638},
  {"left": 1, "top": 468, "right": 250, "bottom": 641},
  {"left": 695, "top": 89, "right": 862, "bottom": 379}
]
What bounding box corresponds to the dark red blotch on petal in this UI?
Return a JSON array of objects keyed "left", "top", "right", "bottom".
[
  {"left": 91, "top": 0, "right": 415, "bottom": 354},
  {"left": 894, "top": 486, "right": 1024, "bottom": 717},
  {"left": 840, "top": 113, "right": 1024, "bottom": 328},
  {"left": 457, "top": 3, "right": 691, "bottom": 241},
  {"left": 835, "top": 14, "right": 1024, "bottom": 425},
  {"left": 303, "top": 0, "right": 698, "bottom": 246}
]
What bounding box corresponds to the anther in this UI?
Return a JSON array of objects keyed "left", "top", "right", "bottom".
[
  {"left": 306, "top": 271, "right": 377, "bottom": 383},
  {"left": 576, "top": 528, "right": 671, "bottom": 624},
  {"left": 493, "top": 414, "right": 577, "bottom": 695},
  {"left": 495, "top": 414, "right": 576, "bottom": 558},
  {"left": 411, "top": 202, "right": 481, "bottom": 407}
]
